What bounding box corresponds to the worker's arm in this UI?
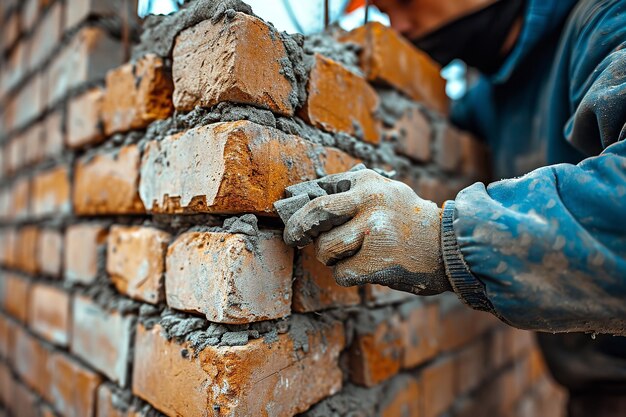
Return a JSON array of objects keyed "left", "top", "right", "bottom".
[{"left": 443, "top": 1, "right": 626, "bottom": 334}]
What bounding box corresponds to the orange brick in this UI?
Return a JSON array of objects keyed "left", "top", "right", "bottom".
[
  {"left": 15, "top": 226, "right": 39, "bottom": 274},
  {"left": 0, "top": 314, "right": 15, "bottom": 360},
  {"left": 102, "top": 54, "right": 174, "bottom": 135},
  {"left": 28, "top": 283, "right": 70, "bottom": 346},
  {"left": 74, "top": 145, "right": 145, "bottom": 215},
  {"left": 13, "top": 325, "right": 52, "bottom": 400},
  {"left": 31, "top": 165, "right": 71, "bottom": 217},
  {"left": 350, "top": 312, "right": 404, "bottom": 387},
  {"left": 173, "top": 13, "right": 294, "bottom": 115},
  {"left": 166, "top": 230, "right": 293, "bottom": 323},
  {"left": 11, "top": 176, "right": 30, "bottom": 221},
  {"left": 71, "top": 295, "right": 135, "bottom": 386},
  {"left": 435, "top": 125, "right": 464, "bottom": 173},
  {"left": 0, "top": 361, "right": 12, "bottom": 410},
  {"left": 380, "top": 375, "right": 421, "bottom": 417},
  {"left": 1, "top": 273, "right": 30, "bottom": 322},
  {"left": 133, "top": 321, "right": 344, "bottom": 417},
  {"left": 292, "top": 245, "right": 360, "bottom": 313},
  {"left": 47, "top": 27, "right": 123, "bottom": 106},
  {"left": 401, "top": 302, "right": 440, "bottom": 368},
  {"left": 49, "top": 352, "right": 102, "bottom": 417},
  {"left": 439, "top": 306, "right": 498, "bottom": 352},
  {"left": 389, "top": 106, "right": 432, "bottom": 162},
  {"left": 454, "top": 339, "right": 488, "bottom": 395},
  {"left": 106, "top": 225, "right": 170, "bottom": 304},
  {"left": 67, "top": 88, "right": 104, "bottom": 148},
  {"left": 37, "top": 228, "right": 63, "bottom": 277},
  {"left": 421, "top": 358, "right": 456, "bottom": 417},
  {"left": 0, "top": 228, "right": 15, "bottom": 268},
  {"left": 139, "top": 121, "right": 358, "bottom": 215},
  {"left": 341, "top": 22, "right": 448, "bottom": 115},
  {"left": 64, "top": 223, "right": 108, "bottom": 284},
  {"left": 12, "top": 380, "right": 39, "bottom": 417},
  {"left": 300, "top": 54, "right": 380, "bottom": 144}
]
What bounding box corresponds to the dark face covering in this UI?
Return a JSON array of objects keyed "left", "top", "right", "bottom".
[{"left": 412, "top": 0, "right": 526, "bottom": 74}]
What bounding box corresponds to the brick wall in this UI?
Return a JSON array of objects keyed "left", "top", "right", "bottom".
[{"left": 0, "top": 0, "right": 566, "bottom": 416}]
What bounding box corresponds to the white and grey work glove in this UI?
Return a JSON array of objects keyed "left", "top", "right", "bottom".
[{"left": 283, "top": 169, "right": 452, "bottom": 295}]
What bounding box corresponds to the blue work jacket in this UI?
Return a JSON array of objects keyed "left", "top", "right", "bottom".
[{"left": 445, "top": 0, "right": 626, "bottom": 335}]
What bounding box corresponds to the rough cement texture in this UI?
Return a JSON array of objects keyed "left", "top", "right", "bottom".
[
  {"left": 304, "top": 29, "right": 363, "bottom": 76},
  {"left": 132, "top": 0, "right": 255, "bottom": 59}
]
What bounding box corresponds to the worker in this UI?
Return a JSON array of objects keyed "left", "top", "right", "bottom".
[{"left": 282, "top": 0, "right": 626, "bottom": 415}]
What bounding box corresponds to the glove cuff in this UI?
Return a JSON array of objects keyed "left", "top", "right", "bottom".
[{"left": 441, "top": 200, "right": 494, "bottom": 313}]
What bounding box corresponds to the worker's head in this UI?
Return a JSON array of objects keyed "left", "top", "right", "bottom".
[{"left": 372, "top": 0, "right": 526, "bottom": 73}]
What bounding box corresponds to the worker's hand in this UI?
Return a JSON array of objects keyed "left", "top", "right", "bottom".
[{"left": 284, "top": 169, "right": 452, "bottom": 295}]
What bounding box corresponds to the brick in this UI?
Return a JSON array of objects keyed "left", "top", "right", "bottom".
[
  {"left": 350, "top": 312, "right": 404, "bottom": 387},
  {"left": 39, "top": 404, "right": 57, "bottom": 417},
  {"left": 64, "top": 224, "right": 108, "bottom": 284},
  {"left": 1, "top": 11, "right": 19, "bottom": 54},
  {"left": 140, "top": 120, "right": 358, "bottom": 214},
  {"left": 388, "top": 106, "right": 432, "bottom": 162},
  {"left": 97, "top": 384, "right": 132, "bottom": 417},
  {"left": 31, "top": 165, "right": 71, "bottom": 217},
  {"left": 459, "top": 131, "right": 490, "bottom": 180},
  {"left": 49, "top": 352, "right": 102, "bottom": 417},
  {"left": 439, "top": 306, "right": 498, "bottom": 352},
  {"left": 47, "top": 27, "right": 123, "bottom": 105},
  {"left": 14, "top": 74, "right": 43, "bottom": 129},
  {"left": 341, "top": 22, "right": 448, "bottom": 115},
  {"left": 172, "top": 13, "right": 294, "bottom": 115},
  {"left": 400, "top": 302, "right": 440, "bottom": 368},
  {"left": 15, "top": 226, "right": 39, "bottom": 274},
  {"left": 363, "top": 284, "right": 414, "bottom": 306},
  {"left": 6, "top": 135, "right": 25, "bottom": 174},
  {"left": 454, "top": 339, "right": 487, "bottom": 395},
  {"left": 38, "top": 228, "right": 63, "bottom": 277},
  {"left": 102, "top": 54, "right": 174, "bottom": 135},
  {"left": 1, "top": 273, "right": 30, "bottom": 322},
  {"left": 300, "top": 54, "right": 380, "bottom": 144},
  {"left": 23, "top": 123, "right": 44, "bottom": 167},
  {"left": 74, "top": 145, "right": 145, "bottom": 215},
  {"left": 421, "top": 358, "right": 456, "bottom": 417},
  {"left": 0, "top": 314, "right": 15, "bottom": 359},
  {"left": 0, "top": 229, "right": 16, "bottom": 267},
  {"left": 0, "top": 361, "right": 12, "bottom": 409},
  {"left": 2, "top": 44, "right": 25, "bottom": 96},
  {"left": 66, "top": 0, "right": 135, "bottom": 30},
  {"left": 43, "top": 110, "right": 64, "bottom": 157},
  {"left": 380, "top": 375, "right": 421, "bottom": 417},
  {"left": 22, "top": 0, "right": 39, "bottom": 32},
  {"left": 11, "top": 176, "right": 30, "bottom": 221},
  {"left": 27, "top": 2, "right": 61, "bottom": 69},
  {"left": 13, "top": 381, "right": 39, "bottom": 417},
  {"left": 72, "top": 295, "right": 135, "bottom": 386},
  {"left": 107, "top": 225, "right": 170, "bottom": 304},
  {"left": 13, "top": 325, "right": 52, "bottom": 400},
  {"left": 67, "top": 88, "right": 105, "bottom": 148},
  {"left": 133, "top": 321, "right": 344, "bottom": 417},
  {"left": 292, "top": 245, "right": 360, "bottom": 313},
  {"left": 166, "top": 230, "right": 293, "bottom": 323},
  {"left": 29, "top": 283, "right": 70, "bottom": 346},
  {"left": 435, "top": 125, "right": 464, "bottom": 172}
]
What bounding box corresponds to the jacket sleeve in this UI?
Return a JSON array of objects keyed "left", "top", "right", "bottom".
[{"left": 441, "top": 1, "right": 626, "bottom": 334}]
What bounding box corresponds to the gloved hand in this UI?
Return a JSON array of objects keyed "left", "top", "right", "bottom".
[{"left": 283, "top": 168, "right": 452, "bottom": 295}]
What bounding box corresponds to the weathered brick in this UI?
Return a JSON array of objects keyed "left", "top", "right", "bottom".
[
  {"left": 454, "top": 339, "right": 488, "bottom": 396},
  {"left": 107, "top": 225, "right": 170, "bottom": 304},
  {"left": 388, "top": 106, "right": 432, "bottom": 162},
  {"left": 435, "top": 125, "right": 464, "bottom": 173},
  {"left": 166, "top": 230, "right": 293, "bottom": 323},
  {"left": 292, "top": 245, "right": 360, "bottom": 313},
  {"left": 23, "top": 123, "right": 44, "bottom": 167},
  {"left": 27, "top": 1, "right": 61, "bottom": 69},
  {"left": 64, "top": 224, "right": 108, "bottom": 284},
  {"left": 74, "top": 145, "right": 145, "bottom": 215},
  {"left": 6, "top": 135, "right": 25, "bottom": 174},
  {"left": 43, "top": 110, "right": 64, "bottom": 158},
  {"left": 0, "top": 314, "right": 15, "bottom": 359},
  {"left": 400, "top": 301, "right": 440, "bottom": 368},
  {"left": 341, "top": 22, "right": 448, "bottom": 115},
  {"left": 37, "top": 228, "right": 63, "bottom": 277},
  {"left": 13, "top": 325, "right": 52, "bottom": 400},
  {"left": 49, "top": 352, "right": 102, "bottom": 417},
  {"left": 172, "top": 13, "right": 294, "bottom": 115},
  {"left": 12, "top": 380, "right": 39, "bottom": 417},
  {"left": 1, "top": 273, "right": 30, "bottom": 322},
  {"left": 2, "top": 43, "right": 25, "bottom": 96},
  {"left": 71, "top": 295, "right": 135, "bottom": 386},
  {"left": 102, "top": 54, "right": 174, "bottom": 135},
  {"left": 300, "top": 54, "right": 380, "bottom": 144},
  {"left": 422, "top": 358, "right": 456, "bottom": 417},
  {"left": 1, "top": 11, "right": 19, "bottom": 54},
  {"left": 350, "top": 311, "right": 404, "bottom": 387},
  {"left": 14, "top": 74, "right": 43, "bottom": 129},
  {"left": 22, "top": 0, "right": 39, "bottom": 32},
  {"left": 11, "top": 176, "right": 30, "bottom": 221},
  {"left": 96, "top": 384, "right": 134, "bottom": 417},
  {"left": 15, "top": 226, "right": 39, "bottom": 275},
  {"left": 133, "top": 321, "right": 344, "bottom": 417},
  {"left": 0, "top": 229, "right": 16, "bottom": 267},
  {"left": 67, "top": 88, "right": 105, "bottom": 148},
  {"left": 379, "top": 375, "right": 421, "bottom": 417},
  {"left": 0, "top": 361, "right": 12, "bottom": 409},
  {"left": 29, "top": 283, "right": 70, "bottom": 346},
  {"left": 439, "top": 306, "right": 498, "bottom": 352},
  {"left": 47, "top": 27, "right": 123, "bottom": 105},
  {"left": 140, "top": 120, "right": 358, "bottom": 214},
  {"left": 31, "top": 165, "right": 71, "bottom": 217},
  {"left": 66, "top": 0, "right": 136, "bottom": 29}
]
